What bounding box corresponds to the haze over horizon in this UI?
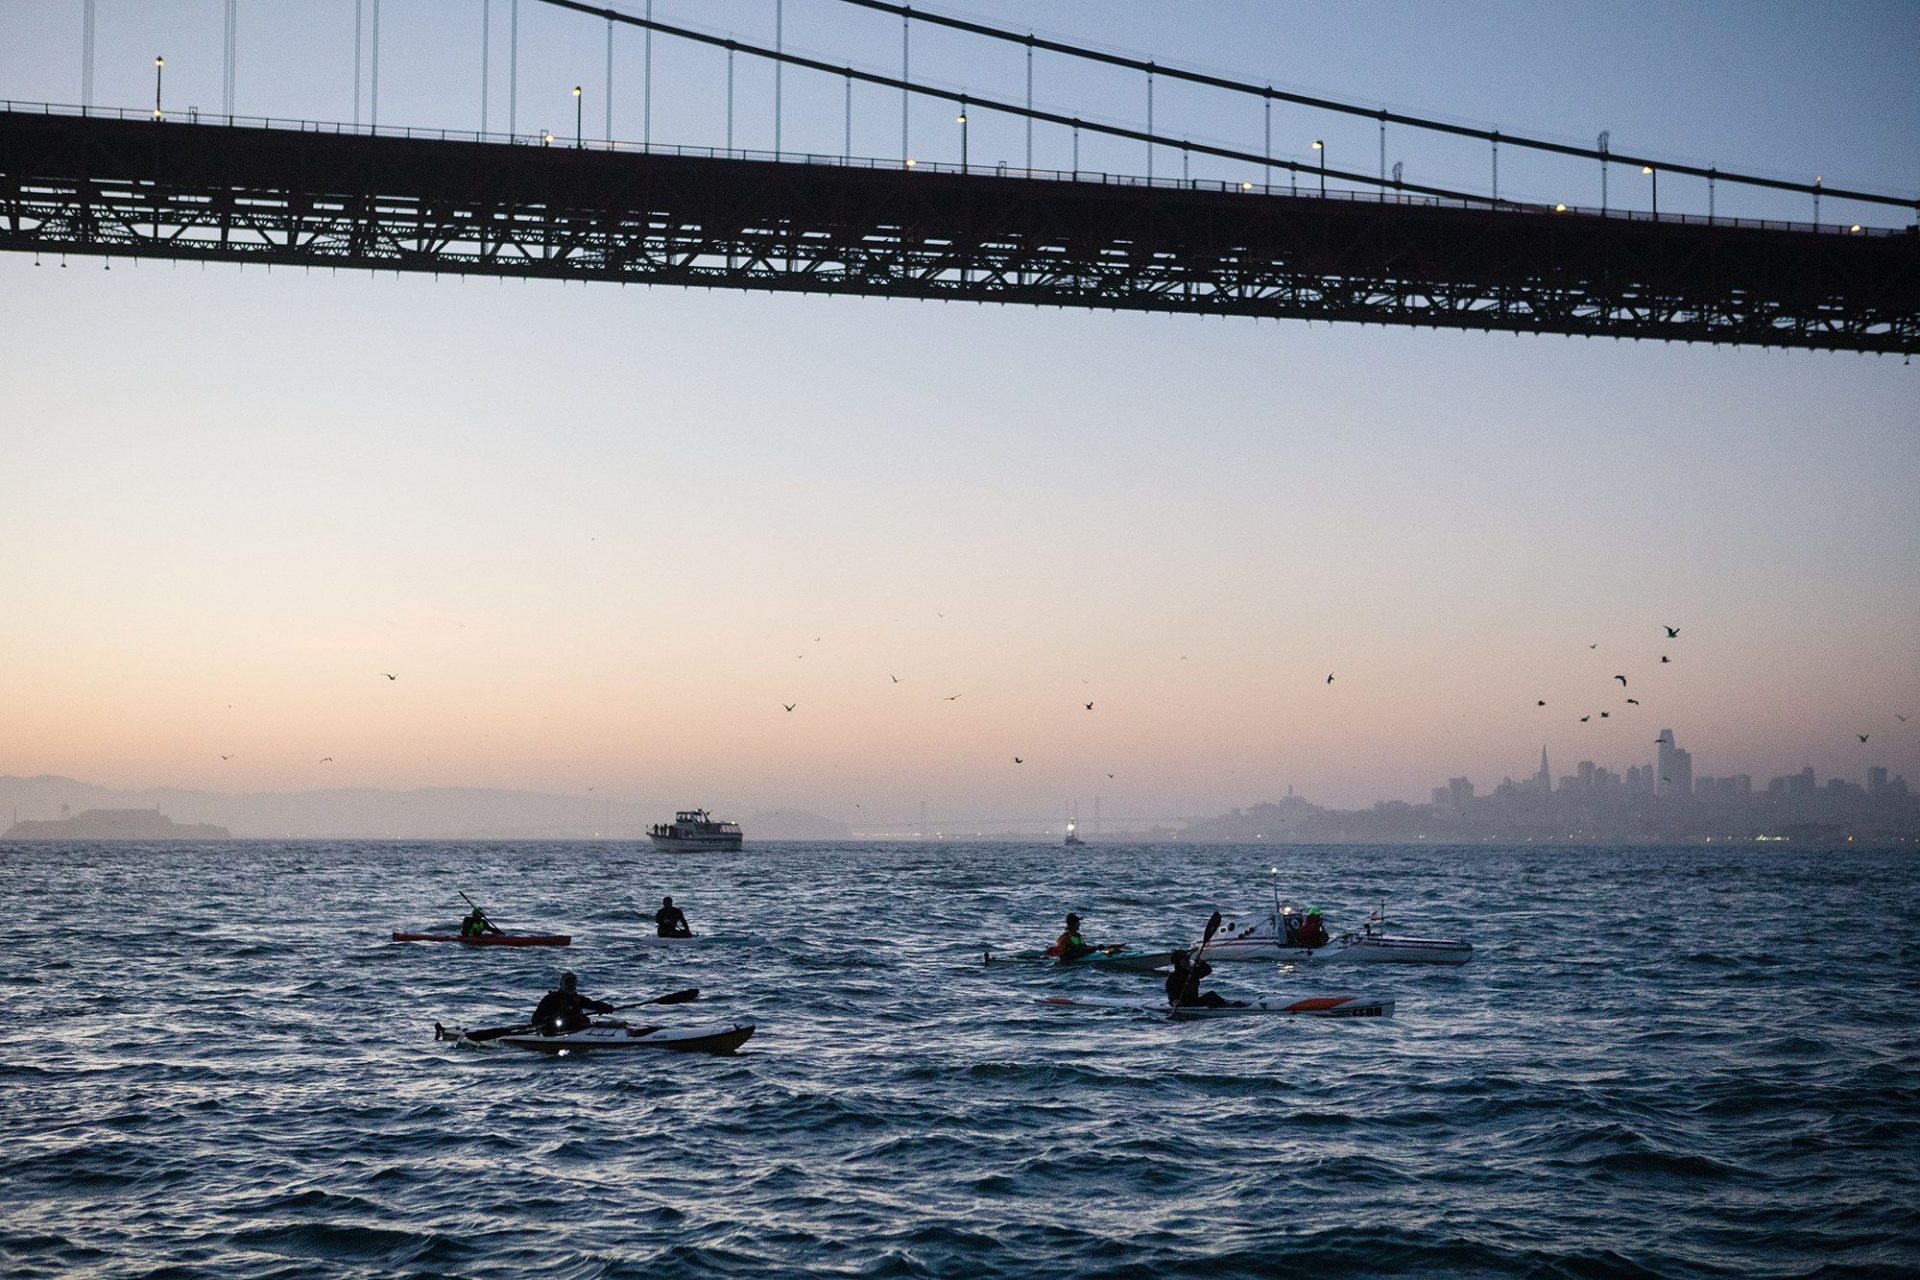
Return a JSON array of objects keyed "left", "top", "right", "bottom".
[{"left": 2, "top": 1, "right": 1916, "bottom": 822}]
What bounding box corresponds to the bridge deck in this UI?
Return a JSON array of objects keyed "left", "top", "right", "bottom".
[{"left": 3, "top": 110, "right": 1916, "bottom": 353}]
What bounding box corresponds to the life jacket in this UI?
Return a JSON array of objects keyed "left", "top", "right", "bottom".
[{"left": 1301, "top": 915, "right": 1329, "bottom": 948}]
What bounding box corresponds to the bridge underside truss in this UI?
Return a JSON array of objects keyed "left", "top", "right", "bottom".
[{"left": 4, "top": 112, "right": 1917, "bottom": 353}]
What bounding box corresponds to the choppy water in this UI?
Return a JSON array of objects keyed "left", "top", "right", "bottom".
[{"left": 2, "top": 841, "right": 1917, "bottom": 1278}]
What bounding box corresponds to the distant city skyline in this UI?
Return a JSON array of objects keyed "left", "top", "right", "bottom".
[{"left": 1, "top": 2, "right": 1915, "bottom": 816}]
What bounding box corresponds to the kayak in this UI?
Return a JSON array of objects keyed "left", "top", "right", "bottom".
[
  {"left": 393, "top": 931, "right": 572, "bottom": 947},
  {"left": 631, "top": 933, "right": 762, "bottom": 947},
  {"left": 1038, "top": 993, "right": 1394, "bottom": 1019},
  {"left": 983, "top": 946, "right": 1175, "bottom": 974},
  {"left": 436, "top": 1019, "right": 755, "bottom": 1055}
]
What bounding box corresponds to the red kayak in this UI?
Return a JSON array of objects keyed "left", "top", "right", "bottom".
[{"left": 392, "top": 932, "right": 572, "bottom": 947}]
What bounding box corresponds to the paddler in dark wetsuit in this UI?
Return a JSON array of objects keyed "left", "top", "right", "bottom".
[
  {"left": 1053, "top": 913, "right": 1096, "bottom": 962},
  {"left": 1165, "top": 949, "right": 1241, "bottom": 1009},
  {"left": 654, "top": 896, "right": 693, "bottom": 938},
  {"left": 530, "top": 972, "right": 614, "bottom": 1035}
]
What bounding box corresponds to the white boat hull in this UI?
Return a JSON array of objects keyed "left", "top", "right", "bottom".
[
  {"left": 1200, "top": 933, "right": 1471, "bottom": 965},
  {"left": 647, "top": 834, "right": 743, "bottom": 851}
]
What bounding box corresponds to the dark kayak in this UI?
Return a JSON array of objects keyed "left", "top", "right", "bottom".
[{"left": 392, "top": 932, "right": 572, "bottom": 947}]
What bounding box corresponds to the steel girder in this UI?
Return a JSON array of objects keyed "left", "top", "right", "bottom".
[{"left": 3, "top": 111, "right": 1917, "bottom": 353}]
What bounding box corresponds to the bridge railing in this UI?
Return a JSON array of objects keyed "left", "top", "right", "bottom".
[{"left": 4, "top": 99, "right": 1905, "bottom": 238}]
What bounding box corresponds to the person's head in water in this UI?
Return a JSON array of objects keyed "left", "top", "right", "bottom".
[{"left": 559, "top": 972, "right": 578, "bottom": 992}]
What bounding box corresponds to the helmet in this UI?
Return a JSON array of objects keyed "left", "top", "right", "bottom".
[{"left": 560, "top": 972, "right": 578, "bottom": 990}]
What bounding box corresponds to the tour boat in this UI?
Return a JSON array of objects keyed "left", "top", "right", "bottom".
[{"left": 647, "top": 809, "right": 743, "bottom": 851}]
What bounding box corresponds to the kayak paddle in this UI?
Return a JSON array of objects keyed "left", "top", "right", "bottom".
[
  {"left": 610, "top": 988, "right": 699, "bottom": 1010},
  {"left": 442, "top": 989, "right": 700, "bottom": 1043}
]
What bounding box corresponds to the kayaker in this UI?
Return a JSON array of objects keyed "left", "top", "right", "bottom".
[
  {"left": 1051, "top": 913, "right": 1096, "bottom": 962},
  {"left": 654, "top": 896, "right": 693, "bottom": 938},
  {"left": 460, "top": 907, "right": 500, "bottom": 938},
  {"left": 1300, "top": 908, "right": 1330, "bottom": 949},
  {"left": 1166, "top": 949, "right": 1239, "bottom": 1009},
  {"left": 530, "top": 972, "right": 614, "bottom": 1035}
]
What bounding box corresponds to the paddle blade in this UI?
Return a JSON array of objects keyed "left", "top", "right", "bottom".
[
  {"left": 1202, "top": 911, "right": 1223, "bottom": 945},
  {"left": 646, "top": 988, "right": 700, "bottom": 1006}
]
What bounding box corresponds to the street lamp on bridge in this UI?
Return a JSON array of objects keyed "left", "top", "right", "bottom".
[
  {"left": 1643, "top": 165, "right": 1658, "bottom": 219},
  {"left": 573, "top": 86, "right": 583, "bottom": 149},
  {"left": 153, "top": 56, "right": 164, "bottom": 120},
  {"left": 1312, "top": 140, "right": 1325, "bottom": 197},
  {"left": 956, "top": 99, "right": 969, "bottom": 174}
]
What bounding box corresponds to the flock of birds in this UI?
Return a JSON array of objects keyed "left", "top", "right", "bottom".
[{"left": 202, "top": 621, "right": 1905, "bottom": 772}]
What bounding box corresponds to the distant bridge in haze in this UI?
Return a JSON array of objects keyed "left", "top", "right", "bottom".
[{"left": 2, "top": 0, "right": 1916, "bottom": 352}]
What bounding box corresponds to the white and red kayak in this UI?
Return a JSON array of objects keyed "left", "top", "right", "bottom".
[
  {"left": 1038, "top": 993, "right": 1394, "bottom": 1019},
  {"left": 436, "top": 1019, "right": 755, "bottom": 1055},
  {"left": 393, "top": 931, "right": 572, "bottom": 947}
]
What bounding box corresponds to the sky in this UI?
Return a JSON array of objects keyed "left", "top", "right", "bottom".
[{"left": 1, "top": 1, "right": 1917, "bottom": 826}]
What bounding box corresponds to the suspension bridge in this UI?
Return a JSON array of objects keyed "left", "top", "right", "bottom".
[{"left": 2, "top": 0, "right": 1916, "bottom": 353}]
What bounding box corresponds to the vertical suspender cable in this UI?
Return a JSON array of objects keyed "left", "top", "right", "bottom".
[
  {"left": 1145, "top": 65, "right": 1154, "bottom": 179},
  {"left": 901, "top": 12, "right": 909, "bottom": 161},
  {"left": 1263, "top": 91, "right": 1271, "bottom": 187},
  {"left": 509, "top": 0, "right": 518, "bottom": 134},
  {"left": 82, "top": 0, "right": 96, "bottom": 108},
  {"left": 726, "top": 44, "right": 734, "bottom": 149},
  {"left": 604, "top": 15, "right": 612, "bottom": 142},
  {"left": 644, "top": 0, "right": 652, "bottom": 145},
  {"left": 1024, "top": 39, "right": 1033, "bottom": 170},
  {"left": 482, "top": 0, "right": 490, "bottom": 132},
  {"left": 844, "top": 72, "right": 852, "bottom": 156},
  {"left": 222, "top": 0, "right": 235, "bottom": 117},
  {"left": 354, "top": 0, "right": 362, "bottom": 125},
  {"left": 774, "top": 0, "right": 783, "bottom": 155},
  {"left": 371, "top": 0, "right": 381, "bottom": 128}
]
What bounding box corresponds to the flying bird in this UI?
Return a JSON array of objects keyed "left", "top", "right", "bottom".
[
  {"left": 1897, "top": 715, "right": 1909, "bottom": 723},
  {"left": 1084, "top": 702, "right": 1094, "bottom": 711},
  {"left": 1664, "top": 626, "right": 1680, "bottom": 638},
  {"left": 1858, "top": 734, "right": 1870, "bottom": 743},
  {"left": 382, "top": 673, "right": 397, "bottom": 681},
  {"left": 1537, "top": 700, "right": 1546, "bottom": 706},
  {"left": 1600, "top": 711, "right": 1610, "bottom": 718},
  {"left": 1013, "top": 757, "right": 1024, "bottom": 764},
  {"left": 219, "top": 753, "right": 233, "bottom": 760},
  {"left": 890, "top": 674, "right": 900, "bottom": 683},
  {"left": 1615, "top": 675, "right": 1628, "bottom": 686},
  {"left": 1626, "top": 698, "right": 1639, "bottom": 705},
  {"left": 1326, "top": 673, "right": 1334, "bottom": 684},
  {"left": 1660, "top": 656, "right": 1671, "bottom": 664},
  {"left": 783, "top": 703, "right": 795, "bottom": 712},
  {"left": 319, "top": 756, "right": 333, "bottom": 763},
  {"left": 1588, "top": 644, "right": 1598, "bottom": 650},
  {"left": 1580, "top": 716, "right": 1591, "bottom": 723},
  {"left": 944, "top": 694, "right": 962, "bottom": 701},
  {"left": 1107, "top": 773, "right": 1115, "bottom": 779}
]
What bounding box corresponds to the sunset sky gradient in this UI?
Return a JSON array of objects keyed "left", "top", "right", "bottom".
[{"left": 2, "top": 1, "right": 1916, "bottom": 825}]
